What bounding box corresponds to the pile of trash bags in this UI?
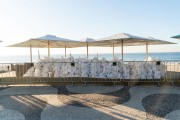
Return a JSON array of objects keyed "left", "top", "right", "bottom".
[{"left": 23, "top": 56, "right": 166, "bottom": 79}]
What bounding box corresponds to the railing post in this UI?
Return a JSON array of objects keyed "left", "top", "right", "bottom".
[{"left": 146, "top": 42, "right": 148, "bottom": 61}]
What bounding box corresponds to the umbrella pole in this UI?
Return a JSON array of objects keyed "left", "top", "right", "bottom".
[
  {"left": 38, "top": 50, "right": 40, "bottom": 60},
  {"left": 65, "top": 44, "right": 66, "bottom": 58},
  {"left": 113, "top": 44, "right": 114, "bottom": 60},
  {"left": 30, "top": 45, "right": 32, "bottom": 63},
  {"left": 87, "top": 42, "right": 89, "bottom": 60},
  {"left": 121, "top": 41, "right": 124, "bottom": 61},
  {"left": 48, "top": 41, "right": 50, "bottom": 58},
  {"left": 146, "top": 42, "right": 148, "bottom": 61}
]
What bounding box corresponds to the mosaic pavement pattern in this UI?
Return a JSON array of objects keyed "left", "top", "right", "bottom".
[
  {"left": 0, "top": 85, "right": 179, "bottom": 120},
  {"left": 55, "top": 85, "right": 131, "bottom": 108},
  {"left": 142, "top": 93, "right": 180, "bottom": 118}
]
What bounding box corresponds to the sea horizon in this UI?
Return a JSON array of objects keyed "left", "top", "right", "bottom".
[{"left": 0, "top": 52, "right": 180, "bottom": 63}]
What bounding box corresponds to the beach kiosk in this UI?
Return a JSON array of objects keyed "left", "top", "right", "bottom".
[
  {"left": 7, "top": 33, "right": 175, "bottom": 85},
  {"left": 77, "top": 33, "right": 175, "bottom": 85},
  {"left": 7, "top": 35, "right": 81, "bottom": 78}
]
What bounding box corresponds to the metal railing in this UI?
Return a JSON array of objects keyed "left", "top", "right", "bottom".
[
  {"left": 165, "top": 60, "right": 180, "bottom": 84},
  {"left": 0, "top": 60, "right": 179, "bottom": 86},
  {"left": 0, "top": 62, "right": 81, "bottom": 86},
  {"left": 123, "top": 61, "right": 166, "bottom": 83},
  {"left": 0, "top": 63, "right": 33, "bottom": 86},
  {"left": 80, "top": 61, "right": 122, "bottom": 85}
]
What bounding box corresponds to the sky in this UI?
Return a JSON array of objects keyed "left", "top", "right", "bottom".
[{"left": 0, "top": 0, "right": 180, "bottom": 56}]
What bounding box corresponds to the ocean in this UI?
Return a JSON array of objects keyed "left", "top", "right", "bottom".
[{"left": 0, "top": 52, "right": 180, "bottom": 63}]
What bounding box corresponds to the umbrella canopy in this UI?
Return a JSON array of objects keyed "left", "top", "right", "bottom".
[
  {"left": 93, "top": 33, "right": 175, "bottom": 61},
  {"left": 80, "top": 38, "right": 95, "bottom": 59},
  {"left": 8, "top": 35, "right": 79, "bottom": 62},
  {"left": 8, "top": 35, "right": 79, "bottom": 48},
  {"left": 94, "top": 33, "right": 173, "bottom": 46},
  {"left": 80, "top": 38, "right": 95, "bottom": 42},
  {"left": 171, "top": 35, "right": 180, "bottom": 39}
]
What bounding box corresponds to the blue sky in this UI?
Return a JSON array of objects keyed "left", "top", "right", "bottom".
[{"left": 0, "top": 0, "right": 180, "bottom": 56}]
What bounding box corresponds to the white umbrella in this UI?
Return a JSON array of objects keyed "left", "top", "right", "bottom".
[
  {"left": 94, "top": 33, "right": 175, "bottom": 61},
  {"left": 171, "top": 35, "right": 180, "bottom": 39},
  {"left": 8, "top": 35, "right": 79, "bottom": 62},
  {"left": 80, "top": 38, "right": 95, "bottom": 59}
]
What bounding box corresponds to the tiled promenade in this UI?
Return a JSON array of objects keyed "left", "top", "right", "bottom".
[{"left": 0, "top": 84, "right": 179, "bottom": 120}]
